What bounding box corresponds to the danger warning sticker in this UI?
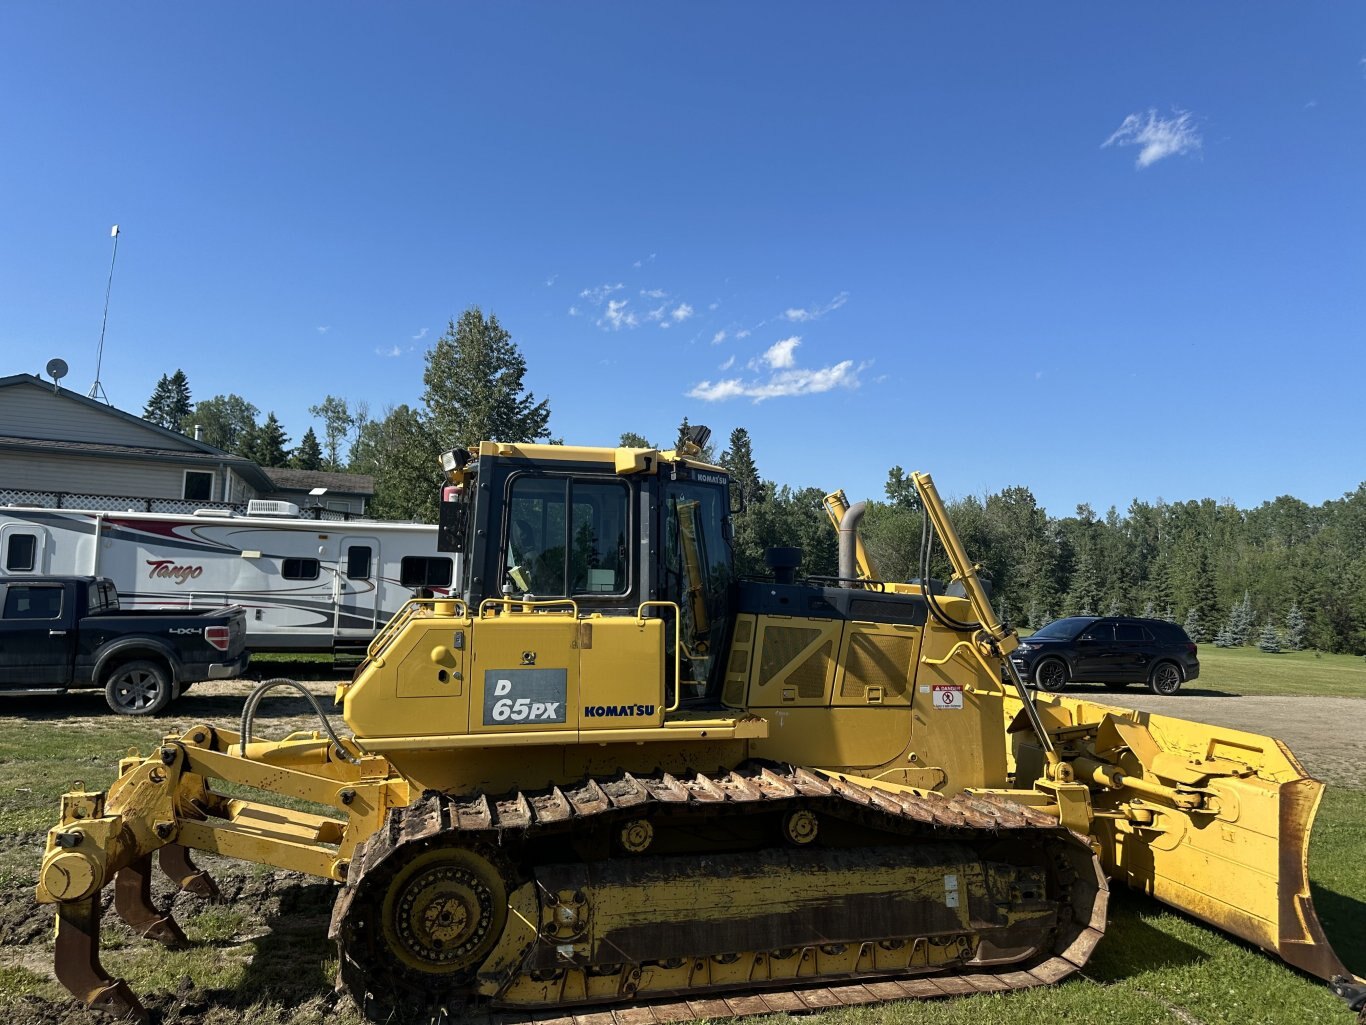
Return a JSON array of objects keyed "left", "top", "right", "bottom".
[{"left": 932, "top": 684, "right": 963, "bottom": 710}]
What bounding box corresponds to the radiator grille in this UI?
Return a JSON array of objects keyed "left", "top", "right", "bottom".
[
  {"left": 841, "top": 632, "right": 916, "bottom": 699},
  {"left": 758, "top": 626, "right": 821, "bottom": 686}
]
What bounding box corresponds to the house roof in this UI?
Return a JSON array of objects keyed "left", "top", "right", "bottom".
[
  {"left": 0, "top": 374, "right": 232, "bottom": 456},
  {"left": 0, "top": 434, "right": 276, "bottom": 491},
  {"left": 260, "top": 467, "right": 375, "bottom": 496}
]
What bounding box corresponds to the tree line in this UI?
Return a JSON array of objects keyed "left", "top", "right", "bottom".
[
  {"left": 719, "top": 430, "right": 1365, "bottom": 656},
  {"left": 141, "top": 307, "right": 1366, "bottom": 656}
]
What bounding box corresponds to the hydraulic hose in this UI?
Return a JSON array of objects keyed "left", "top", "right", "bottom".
[{"left": 239, "top": 677, "right": 360, "bottom": 765}]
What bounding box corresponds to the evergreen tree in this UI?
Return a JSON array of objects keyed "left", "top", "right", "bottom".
[
  {"left": 1186, "top": 549, "right": 1220, "bottom": 640},
  {"left": 1064, "top": 542, "right": 1101, "bottom": 616},
  {"left": 1141, "top": 600, "right": 1157, "bottom": 618},
  {"left": 143, "top": 370, "right": 192, "bottom": 430},
  {"left": 1105, "top": 596, "right": 1123, "bottom": 617},
  {"left": 1183, "top": 607, "right": 1204, "bottom": 644},
  {"left": 309, "top": 395, "right": 356, "bottom": 471},
  {"left": 719, "top": 428, "right": 761, "bottom": 500},
  {"left": 291, "top": 427, "right": 324, "bottom": 471},
  {"left": 246, "top": 412, "right": 290, "bottom": 467},
  {"left": 1284, "top": 603, "right": 1307, "bottom": 651},
  {"left": 1222, "top": 590, "right": 1255, "bottom": 646},
  {"left": 181, "top": 394, "right": 259, "bottom": 455},
  {"left": 423, "top": 308, "right": 551, "bottom": 448},
  {"left": 1257, "top": 621, "right": 1282, "bottom": 653}
]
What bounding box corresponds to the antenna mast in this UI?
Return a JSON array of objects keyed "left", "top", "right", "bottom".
[{"left": 89, "top": 224, "right": 120, "bottom": 403}]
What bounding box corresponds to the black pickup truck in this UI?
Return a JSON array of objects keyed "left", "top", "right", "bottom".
[{"left": 0, "top": 576, "right": 249, "bottom": 715}]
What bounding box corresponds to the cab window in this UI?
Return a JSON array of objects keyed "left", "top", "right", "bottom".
[
  {"left": 662, "top": 480, "right": 732, "bottom": 704},
  {"left": 503, "top": 476, "right": 629, "bottom": 598}
]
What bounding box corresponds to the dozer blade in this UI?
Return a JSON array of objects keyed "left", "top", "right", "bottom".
[{"left": 1025, "top": 695, "right": 1362, "bottom": 992}]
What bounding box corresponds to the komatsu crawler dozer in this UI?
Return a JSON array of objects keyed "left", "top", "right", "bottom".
[{"left": 35, "top": 428, "right": 1364, "bottom": 1021}]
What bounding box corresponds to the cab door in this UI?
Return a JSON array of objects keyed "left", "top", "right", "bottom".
[{"left": 0, "top": 582, "right": 74, "bottom": 687}]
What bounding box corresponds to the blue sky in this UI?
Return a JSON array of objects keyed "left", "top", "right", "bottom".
[{"left": 2, "top": 4, "right": 1364, "bottom": 518}]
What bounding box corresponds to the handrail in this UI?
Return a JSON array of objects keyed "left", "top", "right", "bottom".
[
  {"left": 636, "top": 600, "right": 684, "bottom": 713},
  {"left": 478, "top": 596, "right": 579, "bottom": 619},
  {"left": 365, "top": 597, "right": 469, "bottom": 660},
  {"left": 919, "top": 636, "right": 1007, "bottom": 695}
]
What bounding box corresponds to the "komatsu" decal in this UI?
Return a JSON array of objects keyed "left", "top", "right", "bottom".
[{"left": 583, "top": 704, "right": 656, "bottom": 718}]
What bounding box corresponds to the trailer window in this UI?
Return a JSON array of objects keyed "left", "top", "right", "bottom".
[
  {"left": 5, "top": 533, "right": 37, "bottom": 572},
  {"left": 3, "top": 585, "right": 63, "bottom": 620},
  {"left": 282, "top": 558, "right": 320, "bottom": 580},
  {"left": 183, "top": 471, "right": 214, "bottom": 501},
  {"left": 401, "top": 557, "right": 453, "bottom": 588},
  {"left": 346, "top": 546, "right": 372, "bottom": 580}
]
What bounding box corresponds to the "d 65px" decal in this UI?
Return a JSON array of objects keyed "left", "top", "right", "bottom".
[{"left": 482, "top": 668, "right": 568, "bottom": 726}]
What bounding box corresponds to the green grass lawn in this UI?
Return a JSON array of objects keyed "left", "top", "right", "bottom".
[
  {"left": 1187, "top": 645, "right": 1366, "bottom": 698},
  {"left": 0, "top": 646, "right": 1361, "bottom": 1024}
]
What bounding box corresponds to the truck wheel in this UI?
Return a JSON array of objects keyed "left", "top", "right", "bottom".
[
  {"left": 105, "top": 660, "right": 173, "bottom": 716},
  {"left": 1034, "top": 657, "right": 1069, "bottom": 692}
]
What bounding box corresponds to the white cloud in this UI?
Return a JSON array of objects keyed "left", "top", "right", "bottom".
[
  {"left": 316, "top": 326, "right": 330, "bottom": 334},
  {"left": 646, "top": 305, "right": 667, "bottom": 322},
  {"left": 579, "top": 282, "right": 624, "bottom": 304},
  {"left": 671, "top": 303, "right": 694, "bottom": 322},
  {"left": 736, "top": 329, "right": 751, "bottom": 339},
  {"left": 782, "top": 291, "right": 849, "bottom": 323},
  {"left": 632, "top": 252, "right": 657, "bottom": 268},
  {"left": 719, "top": 355, "right": 736, "bottom": 370},
  {"left": 375, "top": 345, "right": 403, "bottom": 358},
  {"left": 764, "top": 336, "right": 800, "bottom": 369},
  {"left": 568, "top": 306, "right": 581, "bottom": 317},
  {"left": 712, "top": 330, "right": 727, "bottom": 345},
  {"left": 689, "top": 360, "right": 862, "bottom": 403},
  {"left": 600, "top": 299, "right": 639, "bottom": 331},
  {"left": 411, "top": 327, "right": 428, "bottom": 342},
  {"left": 1103, "top": 109, "right": 1202, "bottom": 168},
  {"left": 640, "top": 288, "right": 667, "bottom": 299},
  {"left": 708, "top": 302, "right": 719, "bottom": 311},
  {"left": 545, "top": 274, "right": 558, "bottom": 287}
]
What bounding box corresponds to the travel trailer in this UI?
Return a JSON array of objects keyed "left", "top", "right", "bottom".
[{"left": 0, "top": 502, "right": 447, "bottom": 653}]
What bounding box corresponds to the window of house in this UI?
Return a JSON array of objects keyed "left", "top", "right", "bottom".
[
  {"left": 183, "top": 471, "right": 214, "bottom": 501},
  {"left": 346, "top": 546, "right": 372, "bottom": 580},
  {"left": 400, "top": 556, "right": 453, "bottom": 588},
  {"left": 3, "top": 585, "right": 63, "bottom": 620},
  {"left": 5, "top": 533, "right": 37, "bottom": 572},
  {"left": 281, "top": 558, "right": 320, "bottom": 580}
]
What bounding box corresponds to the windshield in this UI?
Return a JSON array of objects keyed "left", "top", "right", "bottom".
[{"left": 1029, "top": 616, "right": 1095, "bottom": 640}]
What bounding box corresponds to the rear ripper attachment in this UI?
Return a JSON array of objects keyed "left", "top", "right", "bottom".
[{"left": 331, "top": 765, "right": 1106, "bottom": 1021}]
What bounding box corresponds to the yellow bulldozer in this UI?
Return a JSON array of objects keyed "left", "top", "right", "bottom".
[{"left": 35, "top": 427, "right": 1364, "bottom": 1021}]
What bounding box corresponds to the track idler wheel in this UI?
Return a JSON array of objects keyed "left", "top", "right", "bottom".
[{"left": 335, "top": 841, "right": 511, "bottom": 1021}]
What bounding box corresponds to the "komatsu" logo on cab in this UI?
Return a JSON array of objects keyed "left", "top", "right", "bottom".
[{"left": 583, "top": 704, "right": 656, "bottom": 718}]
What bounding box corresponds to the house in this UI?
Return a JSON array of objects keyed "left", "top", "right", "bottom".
[
  {"left": 0, "top": 373, "right": 373, "bottom": 516},
  {"left": 260, "top": 467, "right": 375, "bottom": 517}
]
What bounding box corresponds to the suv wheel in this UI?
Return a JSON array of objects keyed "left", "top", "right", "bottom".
[
  {"left": 1148, "top": 661, "right": 1183, "bottom": 696},
  {"left": 105, "top": 659, "right": 173, "bottom": 716},
  {"left": 1034, "top": 657, "right": 1069, "bottom": 692}
]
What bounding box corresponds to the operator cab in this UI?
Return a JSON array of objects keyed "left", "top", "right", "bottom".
[{"left": 437, "top": 429, "right": 733, "bottom": 708}]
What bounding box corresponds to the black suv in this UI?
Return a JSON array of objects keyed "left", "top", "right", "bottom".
[{"left": 1010, "top": 616, "right": 1200, "bottom": 695}]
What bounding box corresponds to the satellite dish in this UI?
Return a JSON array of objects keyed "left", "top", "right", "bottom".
[{"left": 45, "top": 358, "right": 68, "bottom": 392}]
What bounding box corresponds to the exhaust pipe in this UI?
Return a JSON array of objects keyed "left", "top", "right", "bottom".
[{"left": 837, "top": 501, "right": 866, "bottom": 585}]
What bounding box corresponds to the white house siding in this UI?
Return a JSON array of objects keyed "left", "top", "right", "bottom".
[{"left": 0, "top": 383, "right": 202, "bottom": 449}]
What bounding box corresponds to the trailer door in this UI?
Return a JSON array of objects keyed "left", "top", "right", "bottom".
[{"left": 336, "top": 536, "right": 380, "bottom": 638}]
